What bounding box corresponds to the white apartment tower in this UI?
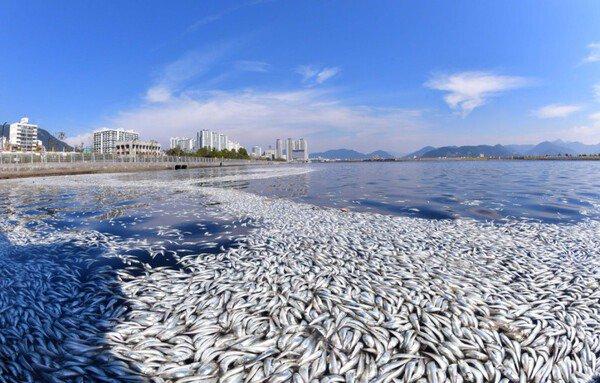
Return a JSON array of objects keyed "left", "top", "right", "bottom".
[
  {"left": 93, "top": 128, "right": 139, "bottom": 154},
  {"left": 9, "top": 117, "right": 39, "bottom": 151},
  {"left": 286, "top": 138, "right": 294, "bottom": 162},
  {"left": 170, "top": 137, "right": 195, "bottom": 152},
  {"left": 298, "top": 138, "right": 308, "bottom": 161},
  {"left": 196, "top": 130, "right": 212, "bottom": 149}
]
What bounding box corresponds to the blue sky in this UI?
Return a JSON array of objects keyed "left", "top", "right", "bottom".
[{"left": 1, "top": 1, "right": 600, "bottom": 152}]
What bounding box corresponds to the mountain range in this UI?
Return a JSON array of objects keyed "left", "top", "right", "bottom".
[
  {"left": 0, "top": 124, "right": 73, "bottom": 152},
  {"left": 312, "top": 140, "right": 600, "bottom": 161},
  {"left": 310, "top": 149, "right": 394, "bottom": 160},
  {"left": 405, "top": 140, "right": 600, "bottom": 158}
]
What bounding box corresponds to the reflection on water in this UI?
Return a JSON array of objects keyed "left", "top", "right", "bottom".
[{"left": 241, "top": 161, "right": 600, "bottom": 223}]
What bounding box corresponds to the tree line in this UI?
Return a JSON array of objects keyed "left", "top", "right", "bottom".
[{"left": 165, "top": 147, "right": 251, "bottom": 159}]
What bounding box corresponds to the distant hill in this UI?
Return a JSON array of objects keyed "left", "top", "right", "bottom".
[
  {"left": 404, "top": 146, "right": 436, "bottom": 158},
  {"left": 37, "top": 128, "right": 73, "bottom": 152},
  {"left": 405, "top": 140, "right": 600, "bottom": 158},
  {"left": 526, "top": 141, "right": 575, "bottom": 156},
  {"left": 367, "top": 150, "right": 394, "bottom": 159},
  {"left": 551, "top": 140, "right": 600, "bottom": 154},
  {"left": 1, "top": 125, "right": 73, "bottom": 152},
  {"left": 504, "top": 144, "right": 535, "bottom": 154},
  {"left": 420, "top": 144, "right": 512, "bottom": 158},
  {"left": 310, "top": 148, "right": 394, "bottom": 160}
]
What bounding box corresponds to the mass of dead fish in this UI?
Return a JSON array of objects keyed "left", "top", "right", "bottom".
[{"left": 1, "top": 168, "right": 599, "bottom": 383}]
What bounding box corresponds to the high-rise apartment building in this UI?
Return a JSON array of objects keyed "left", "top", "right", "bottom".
[
  {"left": 93, "top": 128, "right": 139, "bottom": 154},
  {"left": 275, "top": 139, "right": 283, "bottom": 159},
  {"left": 286, "top": 138, "right": 294, "bottom": 162},
  {"left": 169, "top": 137, "right": 195, "bottom": 152},
  {"left": 196, "top": 130, "right": 212, "bottom": 149},
  {"left": 276, "top": 137, "right": 309, "bottom": 162},
  {"left": 195, "top": 129, "right": 242, "bottom": 152},
  {"left": 9, "top": 117, "right": 39, "bottom": 151}
]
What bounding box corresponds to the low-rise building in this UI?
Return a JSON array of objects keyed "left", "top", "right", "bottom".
[
  {"left": 93, "top": 128, "right": 139, "bottom": 154},
  {"left": 9, "top": 117, "right": 39, "bottom": 152},
  {"left": 114, "top": 140, "right": 162, "bottom": 157}
]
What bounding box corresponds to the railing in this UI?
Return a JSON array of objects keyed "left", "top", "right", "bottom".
[{"left": 0, "top": 152, "right": 261, "bottom": 173}]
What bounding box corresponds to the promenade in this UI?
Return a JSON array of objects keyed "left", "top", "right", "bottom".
[{"left": 0, "top": 153, "right": 264, "bottom": 179}]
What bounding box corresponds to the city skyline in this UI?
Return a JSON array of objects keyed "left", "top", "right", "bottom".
[{"left": 2, "top": 2, "right": 600, "bottom": 152}]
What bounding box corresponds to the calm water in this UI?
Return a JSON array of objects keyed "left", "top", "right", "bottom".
[
  {"left": 242, "top": 161, "right": 600, "bottom": 223},
  {"left": 118, "top": 160, "right": 600, "bottom": 223}
]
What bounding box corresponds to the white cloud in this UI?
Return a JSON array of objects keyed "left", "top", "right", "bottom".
[
  {"left": 533, "top": 103, "right": 582, "bottom": 119},
  {"left": 64, "top": 132, "right": 93, "bottom": 147},
  {"left": 296, "top": 65, "right": 341, "bottom": 85},
  {"left": 589, "top": 111, "right": 600, "bottom": 121},
  {"left": 145, "top": 86, "right": 172, "bottom": 103},
  {"left": 425, "top": 71, "right": 530, "bottom": 116},
  {"left": 583, "top": 42, "right": 600, "bottom": 64},
  {"left": 109, "top": 89, "right": 422, "bottom": 152}
]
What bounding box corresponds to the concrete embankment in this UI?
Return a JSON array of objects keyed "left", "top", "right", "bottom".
[{"left": 0, "top": 159, "right": 265, "bottom": 179}]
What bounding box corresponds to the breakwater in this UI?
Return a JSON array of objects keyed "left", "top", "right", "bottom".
[
  {"left": 0, "top": 154, "right": 266, "bottom": 179},
  {"left": 1, "top": 168, "right": 599, "bottom": 382}
]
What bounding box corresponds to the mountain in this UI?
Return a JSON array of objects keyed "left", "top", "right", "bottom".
[
  {"left": 367, "top": 150, "right": 394, "bottom": 159},
  {"left": 526, "top": 141, "right": 575, "bottom": 156},
  {"left": 551, "top": 140, "right": 600, "bottom": 155},
  {"left": 420, "top": 144, "right": 512, "bottom": 158},
  {"left": 404, "top": 146, "right": 436, "bottom": 158},
  {"left": 310, "top": 149, "right": 394, "bottom": 160},
  {"left": 504, "top": 144, "right": 535, "bottom": 155},
  {"left": 310, "top": 149, "right": 366, "bottom": 160},
  {"left": 0, "top": 125, "right": 73, "bottom": 152},
  {"left": 37, "top": 129, "right": 73, "bottom": 151}
]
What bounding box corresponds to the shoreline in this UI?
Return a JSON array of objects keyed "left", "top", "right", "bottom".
[{"left": 0, "top": 159, "right": 272, "bottom": 180}]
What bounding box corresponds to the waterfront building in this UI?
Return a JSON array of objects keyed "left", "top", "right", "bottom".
[
  {"left": 275, "top": 139, "right": 283, "bottom": 159},
  {"left": 264, "top": 148, "right": 276, "bottom": 159},
  {"left": 196, "top": 130, "right": 212, "bottom": 149},
  {"left": 297, "top": 138, "right": 309, "bottom": 161},
  {"left": 286, "top": 138, "right": 294, "bottom": 162},
  {"left": 276, "top": 137, "right": 309, "bottom": 162},
  {"left": 227, "top": 140, "right": 241, "bottom": 151},
  {"left": 251, "top": 146, "right": 262, "bottom": 157},
  {"left": 211, "top": 132, "right": 221, "bottom": 150},
  {"left": 114, "top": 140, "right": 162, "bottom": 156},
  {"left": 195, "top": 129, "right": 243, "bottom": 152},
  {"left": 219, "top": 134, "right": 228, "bottom": 151},
  {"left": 170, "top": 137, "right": 195, "bottom": 152},
  {"left": 93, "top": 128, "right": 139, "bottom": 154},
  {"left": 9, "top": 117, "right": 39, "bottom": 152}
]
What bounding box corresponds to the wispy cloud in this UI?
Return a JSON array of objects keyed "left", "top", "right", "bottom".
[
  {"left": 425, "top": 71, "right": 531, "bottom": 116},
  {"left": 533, "top": 103, "right": 582, "bottom": 119},
  {"left": 187, "top": 0, "right": 272, "bottom": 32},
  {"left": 582, "top": 42, "right": 600, "bottom": 64},
  {"left": 64, "top": 132, "right": 93, "bottom": 147},
  {"left": 145, "top": 44, "right": 232, "bottom": 103},
  {"left": 234, "top": 60, "right": 270, "bottom": 72},
  {"left": 296, "top": 65, "right": 341, "bottom": 85}
]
